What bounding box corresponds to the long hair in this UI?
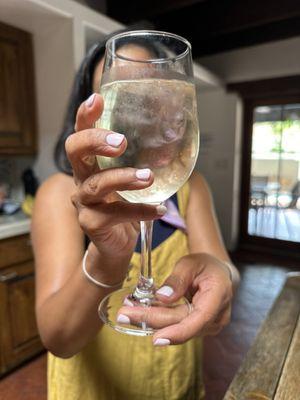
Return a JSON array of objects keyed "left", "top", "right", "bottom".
[{"left": 54, "top": 26, "right": 165, "bottom": 175}]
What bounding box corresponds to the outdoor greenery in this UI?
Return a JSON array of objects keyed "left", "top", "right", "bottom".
[{"left": 253, "top": 120, "right": 300, "bottom": 156}]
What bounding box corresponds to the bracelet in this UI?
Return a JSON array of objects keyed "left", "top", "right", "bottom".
[
  {"left": 82, "top": 250, "right": 125, "bottom": 289},
  {"left": 222, "top": 261, "right": 241, "bottom": 287}
]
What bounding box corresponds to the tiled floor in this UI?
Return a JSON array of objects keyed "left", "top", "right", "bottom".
[
  {"left": 0, "top": 261, "right": 293, "bottom": 400},
  {"left": 0, "top": 353, "right": 46, "bottom": 400}
]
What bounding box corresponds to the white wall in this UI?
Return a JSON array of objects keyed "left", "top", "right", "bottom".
[
  {"left": 33, "top": 19, "right": 75, "bottom": 180},
  {"left": 196, "top": 86, "right": 242, "bottom": 249},
  {"left": 197, "top": 36, "right": 300, "bottom": 83}
]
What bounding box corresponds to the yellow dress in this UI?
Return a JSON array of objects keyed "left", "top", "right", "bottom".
[{"left": 48, "top": 182, "right": 205, "bottom": 400}]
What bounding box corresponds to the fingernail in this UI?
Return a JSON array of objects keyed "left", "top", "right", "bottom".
[
  {"left": 106, "top": 133, "right": 124, "bottom": 147},
  {"left": 156, "top": 285, "right": 174, "bottom": 297},
  {"left": 86, "top": 93, "right": 96, "bottom": 107},
  {"left": 154, "top": 338, "right": 170, "bottom": 346},
  {"left": 156, "top": 205, "right": 167, "bottom": 216},
  {"left": 117, "top": 314, "right": 130, "bottom": 324},
  {"left": 123, "top": 298, "right": 134, "bottom": 307},
  {"left": 136, "top": 168, "right": 151, "bottom": 181}
]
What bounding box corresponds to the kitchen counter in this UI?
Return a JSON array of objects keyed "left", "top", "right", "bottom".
[{"left": 0, "top": 211, "right": 31, "bottom": 240}]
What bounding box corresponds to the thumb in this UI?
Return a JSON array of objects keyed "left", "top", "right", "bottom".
[{"left": 155, "top": 254, "right": 201, "bottom": 303}]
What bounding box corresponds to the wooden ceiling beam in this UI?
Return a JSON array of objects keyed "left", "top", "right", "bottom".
[
  {"left": 106, "top": 0, "right": 207, "bottom": 21},
  {"left": 104, "top": 0, "right": 300, "bottom": 56}
]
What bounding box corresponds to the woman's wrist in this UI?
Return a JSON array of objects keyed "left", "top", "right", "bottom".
[
  {"left": 85, "top": 243, "right": 129, "bottom": 287},
  {"left": 221, "top": 260, "right": 240, "bottom": 289},
  {"left": 201, "top": 252, "right": 240, "bottom": 290}
]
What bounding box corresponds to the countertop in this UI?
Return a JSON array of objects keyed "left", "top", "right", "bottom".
[{"left": 0, "top": 210, "right": 31, "bottom": 240}]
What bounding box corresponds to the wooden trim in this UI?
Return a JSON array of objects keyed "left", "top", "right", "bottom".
[
  {"left": 230, "top": 76, "right": 300, "bottom": 260},
  {"left": 20, "top": 23, "right": 37, "bottom": 153},
  {"left": 227, "top": 75, "right": 300, "bottom": 98},
  {"left": 0, "top": 21, "right": 37, "bottom": 155},
  {"left": 239, "top": 98, "right": 253, "bottom": 246}
]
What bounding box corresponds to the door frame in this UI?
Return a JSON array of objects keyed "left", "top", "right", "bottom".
[{"left": 228, "top": 76, "right": 300, "bottom": 259}]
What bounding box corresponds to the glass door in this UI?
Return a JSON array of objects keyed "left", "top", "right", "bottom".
[{"left": 248, "top": 103, "right": 300, "bottom": 243}]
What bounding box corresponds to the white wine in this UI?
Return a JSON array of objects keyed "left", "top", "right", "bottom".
[{"left": 96, "top": 79, "right": 199, "bottom": 203}]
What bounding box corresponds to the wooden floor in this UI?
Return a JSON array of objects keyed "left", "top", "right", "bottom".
[
  {"left": 203, "top": 261, "right": 290, "bottom": 399},
  {"left": 0, "top": 260, "right": 294, "bottom": 400}
]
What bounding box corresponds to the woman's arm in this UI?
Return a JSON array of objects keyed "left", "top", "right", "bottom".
[
  {"left": 187, "top": 172, "right": 240, "bottom": 289},
  {"left": 33, "top": 94, "right": 165, "bottom": 358},
  {"left": 33, "top": 174, "right": 125, "bottom": 358},
  {"left": 187, "top": 172, "right": 229, "bottom": 257}
]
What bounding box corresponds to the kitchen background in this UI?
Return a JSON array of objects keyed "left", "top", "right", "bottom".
[
  {"left": 0, "top": 0, "right": 299, "bottom": 398},
  {"left": 1, "top": 0, "right": 300, "bottom": 249}
]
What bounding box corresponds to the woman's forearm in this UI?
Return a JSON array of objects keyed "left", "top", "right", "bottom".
[{"left": 37, "top": 246, "right": 130, "bottom": 358}]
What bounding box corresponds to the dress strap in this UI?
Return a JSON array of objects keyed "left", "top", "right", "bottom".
[
  {"left": 177, "top": 180, "right": 190, "bottom": 218},
  {"left": 160, "top": 199, "right": 187, "bottom": 232}
]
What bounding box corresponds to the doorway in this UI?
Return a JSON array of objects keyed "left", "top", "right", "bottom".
[
  {"left": 248, "top": 103, "right": 300, "bottom": 242},
  {"left": 229, "top": 76, "right": 300, "bottom": 257}
]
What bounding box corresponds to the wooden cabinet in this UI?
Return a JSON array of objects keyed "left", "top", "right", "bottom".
[
  {"left": 0, "top": 235, "right": 43, "bottom": 376},
  {"left": 0, "top": 22, "right": 37, "bottom": 155}
]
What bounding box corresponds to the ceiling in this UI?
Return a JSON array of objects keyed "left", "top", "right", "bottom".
[{"left": 86, "top": 0, "right": 300, "bottom": 57}]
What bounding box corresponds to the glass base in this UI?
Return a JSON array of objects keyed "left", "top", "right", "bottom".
[{"left": 98, "top": 286, "right": 192, "bottom": 336}]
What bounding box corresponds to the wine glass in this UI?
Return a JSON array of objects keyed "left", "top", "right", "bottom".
[{"left": 96, "top": 30, "right": 199, "bottom": 336}]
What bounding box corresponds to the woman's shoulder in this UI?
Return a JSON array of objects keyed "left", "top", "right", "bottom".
[
  {"left": 187, "top": 171, "right": 214, "bottom": 212},
  {"left": 189, "top": 171, "right": 207, "bottom": 188},
  {"left": 189, "top": 171, "right": 212, "bottom": 198},
  {"left": 41, "top": 172, "right": 74, "bottom": 188},
  {"left": 35, "top": 173, "right": 75, "bottom": 210},
  {"left": 38, "top": 173, "right": 74, "bottom": 194}
]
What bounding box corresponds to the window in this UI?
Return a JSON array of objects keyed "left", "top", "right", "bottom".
[
  {"left": 249, "top": 104, "right": 300, "bottom": 242},
  {"left": 228, "top": 75, "right": 300, "bottom": 259}
]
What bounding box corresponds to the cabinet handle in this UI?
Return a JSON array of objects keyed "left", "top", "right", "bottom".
[{"left": 0, "top": 271, "right": 18, "bottom": 282}]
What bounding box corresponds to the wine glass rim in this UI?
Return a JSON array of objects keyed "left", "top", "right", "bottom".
[{"left": 105, "top": 30, "right": 192, "bottom": 64}]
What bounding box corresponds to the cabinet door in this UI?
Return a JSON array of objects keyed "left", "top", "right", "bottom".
[
  {"left": 0, "top": 22, "right": 37, "bottom": 154},
  {"left": 0, "top": 234, "right": 33, "bottom": 269},
  {"left": 0, "top": 261, "right": 43, "bottom": 375}
]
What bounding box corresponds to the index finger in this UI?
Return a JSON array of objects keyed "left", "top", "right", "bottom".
[
  {"left": 75, "top": 93, "right": 104, "bottom": 132},
  {"left": 153, "top": 285, "right": 225, "bottom": 345},
  {"left": 65, "top": 128, "right": 126, "bottom": 184},
  {"left": 67, "top": 93, "right": 104, "bottom": 184}
]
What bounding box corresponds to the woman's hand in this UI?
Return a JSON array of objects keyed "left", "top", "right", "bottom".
[
  {"left": 117, "top": 253, "right": 234, "bottom": 345},
  {"left": 66, "top": 93, "right": 166, "bottom": 281}
]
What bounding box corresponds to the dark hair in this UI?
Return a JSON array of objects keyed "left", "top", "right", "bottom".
[{"left": 54, "top": 26, "right": 164, "bottom": 175}]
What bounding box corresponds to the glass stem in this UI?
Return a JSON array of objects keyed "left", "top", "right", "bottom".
[{"left": 133, "top": 220, "right": 155, "bottom": 303}]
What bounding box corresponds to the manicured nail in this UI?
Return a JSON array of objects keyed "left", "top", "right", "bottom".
[
  {"left": 136, "top": 168, "right": 151, "bottom": 181},
  {"left": 86, "top": 93, "right": 96, "bottom": 107},
  {"left": 106, "top": 133, "right": 124, "bottom": 147},
  {"left": 156, "top": 205, "right": 167, "bottom": 216},
  {"left": 154, "top": 338, "right": 170, "bottom": 346},
  {"left": 156, "top": 285, "right": 174, "bottom": 297},
  {"left": 117, "top": 314, "right": 130, "bottom": 324},
  {"left": 123, "top": 298, "right": 134, "bottom": 307}
]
